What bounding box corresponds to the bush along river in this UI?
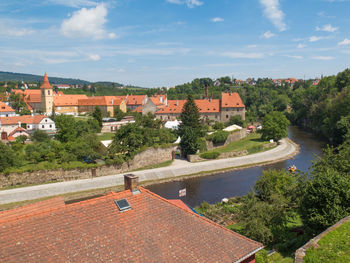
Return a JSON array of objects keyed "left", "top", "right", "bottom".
[{"left": 146, "top": 126, "right": 323, "bottom": 207}]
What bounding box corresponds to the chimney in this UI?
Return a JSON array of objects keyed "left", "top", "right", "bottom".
[
  {"left": 124, "top": 174, "right": 139, "bottom": 192},
  {"left": 176, "top": 100, "right": 179, "bottom": 106},
  {"left": 205, "top": 85, "right": 209, "bottom": 99},
  {"left": 18, "top": 121, "right": 21, "bottom": 127},
  {"left": 160, "top": 96, "right": 163, "bottom": 103},
  {"left": 112, "top": 99, "right": 114, "bottom": 105}
]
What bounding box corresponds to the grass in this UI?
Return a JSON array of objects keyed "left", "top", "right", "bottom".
[
  {"left": 97, "top": 132, "right": 115, "bottom": 141},
  {"left": 304, "top": 221, "right": 350, "bottom": 263},
  {"left": 203, "top": 133, "right": 270, "bottom": 155}
]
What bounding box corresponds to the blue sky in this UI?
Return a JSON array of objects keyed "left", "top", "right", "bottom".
[{"left": 0, "top": 0, "right": 350, "bottom": 87}]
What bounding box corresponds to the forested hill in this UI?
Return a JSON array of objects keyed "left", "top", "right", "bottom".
[{"left": 0, "top": 71, "right": 90, "bottom": 85}]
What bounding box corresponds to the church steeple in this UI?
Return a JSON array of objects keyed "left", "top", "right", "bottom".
[{"left": 41, "top": 72, "right": 52, "bottom": 89}]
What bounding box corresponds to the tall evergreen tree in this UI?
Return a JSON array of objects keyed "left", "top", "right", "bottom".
[
  {"left": 92, "top": 106, "right": 103, "bottom": 129},
  {"left": 178, "top": 94, "right": 204, "bottom": 156}
]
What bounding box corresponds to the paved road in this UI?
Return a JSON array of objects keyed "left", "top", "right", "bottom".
[{"left": 0, "top": 139, "right": 298, "bottom": 205}]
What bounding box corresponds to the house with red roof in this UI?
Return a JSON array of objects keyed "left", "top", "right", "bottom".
[
  {"left": 125, "top": 94, "right": 148, "bottom": 110},
  {"left": 0, "top": 174, "right": 263, "bottom": 263},
  {"left": 221, "top": 92, "right": 246, "bottom": 122},
  {"left": 0, "top": 101, "right": 16, "bottom": 117},
  {"left": 0, "top": 115, "right": 55, "bottom": 140}
]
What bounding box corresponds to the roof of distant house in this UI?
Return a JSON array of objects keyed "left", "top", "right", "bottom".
[
  {"left": 126, "top": 95, "right": 147, "bottom": 105},
  {"left": 54, "top": 94, "right": 88, "bottom": 106},
  {"left": 0, "top": 101, "right": 15, "bottom": 112},
  {"left": 0, "top": 115, "right": 48, "bottom": 125},
  {"left": 8, "top": 126, "right": 30, "bottom": 137},
  {"left": 0, "top": 187, "right": 263, "bottom": 263},
  {"left": 78, "top": 96, "right": 125, "bottom": 107},
  {"left": 150, "top": 94, "right": 167, "bottom": 106},
  {"left": 156, "top": 99, "right": 220, "bottom": 114},
  {"left": 221, "top": 92, "right": 245, "bottom": 108}
]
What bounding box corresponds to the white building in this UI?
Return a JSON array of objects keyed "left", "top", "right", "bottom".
[{"left": 0, "top": 101, "right": 16, "bottom": 117}]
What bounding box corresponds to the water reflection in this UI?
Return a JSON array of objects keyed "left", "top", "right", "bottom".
[{"left": 146, "top": 127, "right": 323, "bottom": 207}]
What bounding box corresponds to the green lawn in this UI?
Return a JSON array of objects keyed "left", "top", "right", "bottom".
[
  {"left": 204, "top": 133, "right": 271, "bottom": 155},
  {"left": 304, "top": 221, "right": 350, "bottom": 263},
  {"left": 97, "top": 132, "right": 115, "bottom": 141}
]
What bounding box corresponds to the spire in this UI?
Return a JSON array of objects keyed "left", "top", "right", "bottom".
[{"left": 41, "top": 72, "right": 52, "bottom": 89}]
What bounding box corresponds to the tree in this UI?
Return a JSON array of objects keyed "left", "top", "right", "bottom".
[
  {"left": 178, "top": 94, "right": 204, "bottom": 156},
  {"left": 31, "top": 130, "right": 50, "bottom": 142},
  {"left": 114, "top": 107, "right": 125, "bottom": 121},
  {"left": 0, "top": 142, "right": 15, "bottom": 172},
  {"left": 92, "top": 107, "right": 103, "bottom": 128},
  {"left": 55, "top": 115, "right": 77, "bottom": 143},
  {"left": 300, "top": 169, "right": 350, "bottom": 234},
  {"left": 227, "top": 115, "right": 244, "bottom": 127},
  {"left": 261, "top": 111, "right": 290, "bottom": 142}
]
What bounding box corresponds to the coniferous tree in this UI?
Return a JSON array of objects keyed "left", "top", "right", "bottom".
[
  {"left": 92, "top": 106, "right": 103, "bottom": 129},
  {"left": 178, "top": 94, "right": 204, "bottom": 156}
]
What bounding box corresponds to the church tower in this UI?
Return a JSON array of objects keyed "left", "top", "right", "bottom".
[{"left": 41, "top": 73, "right": 53, "bottom": 114}]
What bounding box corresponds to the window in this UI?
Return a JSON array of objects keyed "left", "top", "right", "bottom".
[
  {"left": 49, "top": 125, "right": 52, "bottom": 128},
  {"left": 45, "top": 119, "right": 47, "bottom": 122},
  {"left": 42, "top": 125, "right": 45, "bottom": 129},
  {"left": 48, "top": 90, "right": 50, "bottom": 95},
  {"left": 226, "top": 115, "right": 229, "bottom": 119}
]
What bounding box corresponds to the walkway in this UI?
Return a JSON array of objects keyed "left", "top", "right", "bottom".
[{"left": 0, "top": 139, "right": 298, "bottom": 205}]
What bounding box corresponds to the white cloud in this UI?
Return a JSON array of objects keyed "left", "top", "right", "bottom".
[
  {"left": 338, "top": 38, "right": 350, "bottom": 45},
  {"left": 45, "top": 0, "right": 98, "bottom": 8},
  {"left": 221, "top": 52, "right": 265, "bottom": 59},
  {"left": 166, "top": 0, "right": 203, "bottom": 8},
  {"left": 60, "top": 4, "right": 115, "bottom": 39},
  {"left": 0, "top": 23, "right": 35, "bottom": 37},
  {"left": 247, "top": 44, "right": 258, "bottom": 48},
  {"left": 259, "top": 0, "right": 286, "bottom": 31},
  {"left": 262, "top": 30, "right": 275, "bottom": 39},
  {"left": 316, "top": 24, "right": 338, "bottom": 32},
  {"left": 297, "top": 43, "right": 306, "bottom": 48},
  {"left": 284, "top": 55, "right": 303, "bottom": 59},
  {"left": 211, "top": 17, "right": 224, "bottom": 22},
  {"left": 115, "top": 48, "right": 190, "bottom": 56},
  {"left": 88, "top": 54, "right": 101, "bottom": 61},
  {"left": 312, "top": 56, "right": 335, "bottom": 60},
  {"left": 309, "top": 36, "right": 324, "bottom": 42}
]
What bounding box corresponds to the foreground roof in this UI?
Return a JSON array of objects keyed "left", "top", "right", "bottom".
[{"left": 0, "top": 187, "right": 263, "bottom": 263}]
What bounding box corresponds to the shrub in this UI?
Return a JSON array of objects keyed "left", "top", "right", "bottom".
[
  {"left": 198, "top": 137, "right": 207, "bottom": 152},
  {"left": 213, "top": 122, "right": 225, "bottom": 130},
  {"left": 255, "top": 249, "right": 268, "bottom": 263},
  {"left": 200, "top": 151, "right": 220, "bottom": 159},
  {"left": 211, "top": 130, "right": 229, "bottom": 144}
]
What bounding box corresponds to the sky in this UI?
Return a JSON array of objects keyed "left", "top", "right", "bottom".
[{"left": 0, "top": 0, "right": 350, "bottom": 87}]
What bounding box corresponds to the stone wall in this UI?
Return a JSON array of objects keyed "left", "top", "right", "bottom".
[{"left": 0, "top": 146, "right": 175, "bottom": 188}]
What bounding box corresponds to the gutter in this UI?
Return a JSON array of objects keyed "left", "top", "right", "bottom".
[{"left": 234, "top": 246, "right": 264, "bottom": 263}]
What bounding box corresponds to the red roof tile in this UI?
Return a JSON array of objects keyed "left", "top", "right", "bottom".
[
  {"left": 156, "top": 99, "right": 220, "bottom": 114},
  {"left": 0, "top": 187, "right": 263, "bottom": 263},
  {"left": 0, "top": 101, "right": 15, "bottom": 112},
  {"left": 0, "top": 115, "right": 47, "bottom": 125},
  {"left": 195, "top": 99, "right": 220, "bottom": 113},
  {"left": 221, "top": 92, "right": 245, "bottom": 108},
  {"left": 54, "top": 94, "right": 88, "bottom": 106},
  {"left": 150, "top": 94, "right": 167, "bottom": 106},
  {"left": 126, "top": 95, "right": 146, "bottom": 105}
]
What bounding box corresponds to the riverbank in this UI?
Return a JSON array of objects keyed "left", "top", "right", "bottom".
[{"left": 0, "top": 138, "right": 299, "bottom": 206}]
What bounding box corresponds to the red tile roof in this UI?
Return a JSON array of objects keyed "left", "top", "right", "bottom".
[
  {"left": 0, "top": 187, "right": 263, "bottom": 263},
  {"left": 78, "top": 96, "right": 124, "bottom": 107},
  {"left": 156, "top": 99, "right": 220, "bottom": 114},
  {"left": 40, "top": 73, "right": 52, "bottom": 89},
  {"left": 7, "top": 126, "right": 29, "bottom": 137},
  {"left": 54, "top": 94, "right": 88, "bottom": 106},
  {"left": 150, "top": 94, "right": 167, "bottom": 106},
  {"left": 0, "top": 101, "right": 15, "bottom": 112},
  {"left": 221, "top": 92, "right": 245, "bottom": 108},
  {"left": 0, "top": 115, "right": 47, "bottom": 125},
  {"left": 133, "top": 105, "right": 143, "bottom": 113},
  {"left": 126, "top": 95, "right": 146, "bottom": 106},
  {"left": 13, "top": 89, "right": 42, "bottom": 103}
]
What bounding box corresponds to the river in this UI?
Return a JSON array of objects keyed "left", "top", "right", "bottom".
[{"left": 146, "top": 126, "right": 324, "bottom": 207}]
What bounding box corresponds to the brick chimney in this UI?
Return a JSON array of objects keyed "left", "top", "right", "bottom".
[
  {"left": 205, "top": 85, "right": 209, "bottom": 99},
  {"left": 124, "top": 174, "right": 139, "bottom": 192}
]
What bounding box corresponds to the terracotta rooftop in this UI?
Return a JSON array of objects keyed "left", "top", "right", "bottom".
[
  {"left": 78, "top": 96, "right": 125, "bottom": 107},
  {"left": 54, "top": 94, "right": 88, "bottom": 106},
  {"left": 156, "top": 99, "right": 220, "bottom": 114},
  {"left": 150, "top": 94, "right": 167, "bottom": 106},
  {"left": 221, "top": 92, "right": 245, "bottom": 108},
  {"left": 0, "top": 115, "right": 47, "bottom": 125},
  {"left": 0, "top": 101, "right": 15, "bottom": 112},
  {"left": 0, "top": 187, "right": 263, "bottom": 263},
  {"left": 40, "top": 73, "right": 52, "bottom": 89},
  {"left": 126, "top": 95, "right": 147, "bottom": 105}
]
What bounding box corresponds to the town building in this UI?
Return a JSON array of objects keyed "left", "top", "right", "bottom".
[
  {"left": 54, "top": 93, "right": 89, "bottom": 115},
  {"left": 0, "top": 101, "right": 16, "bottom": 117},
  {"left": 78, "top": 96, "right": 127, "bottom": 117},
  {"left": 125, "top": 94, "right": 148, "bottom": 110},
  {"left": 0, "top": 175, "right": 263, "bottom": 263},
  {"left": 151, "top": 92, "right": 245, "bottom": 122},
  {"left": 0, "top": 115, "right": 56, "bottom": 140}
]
